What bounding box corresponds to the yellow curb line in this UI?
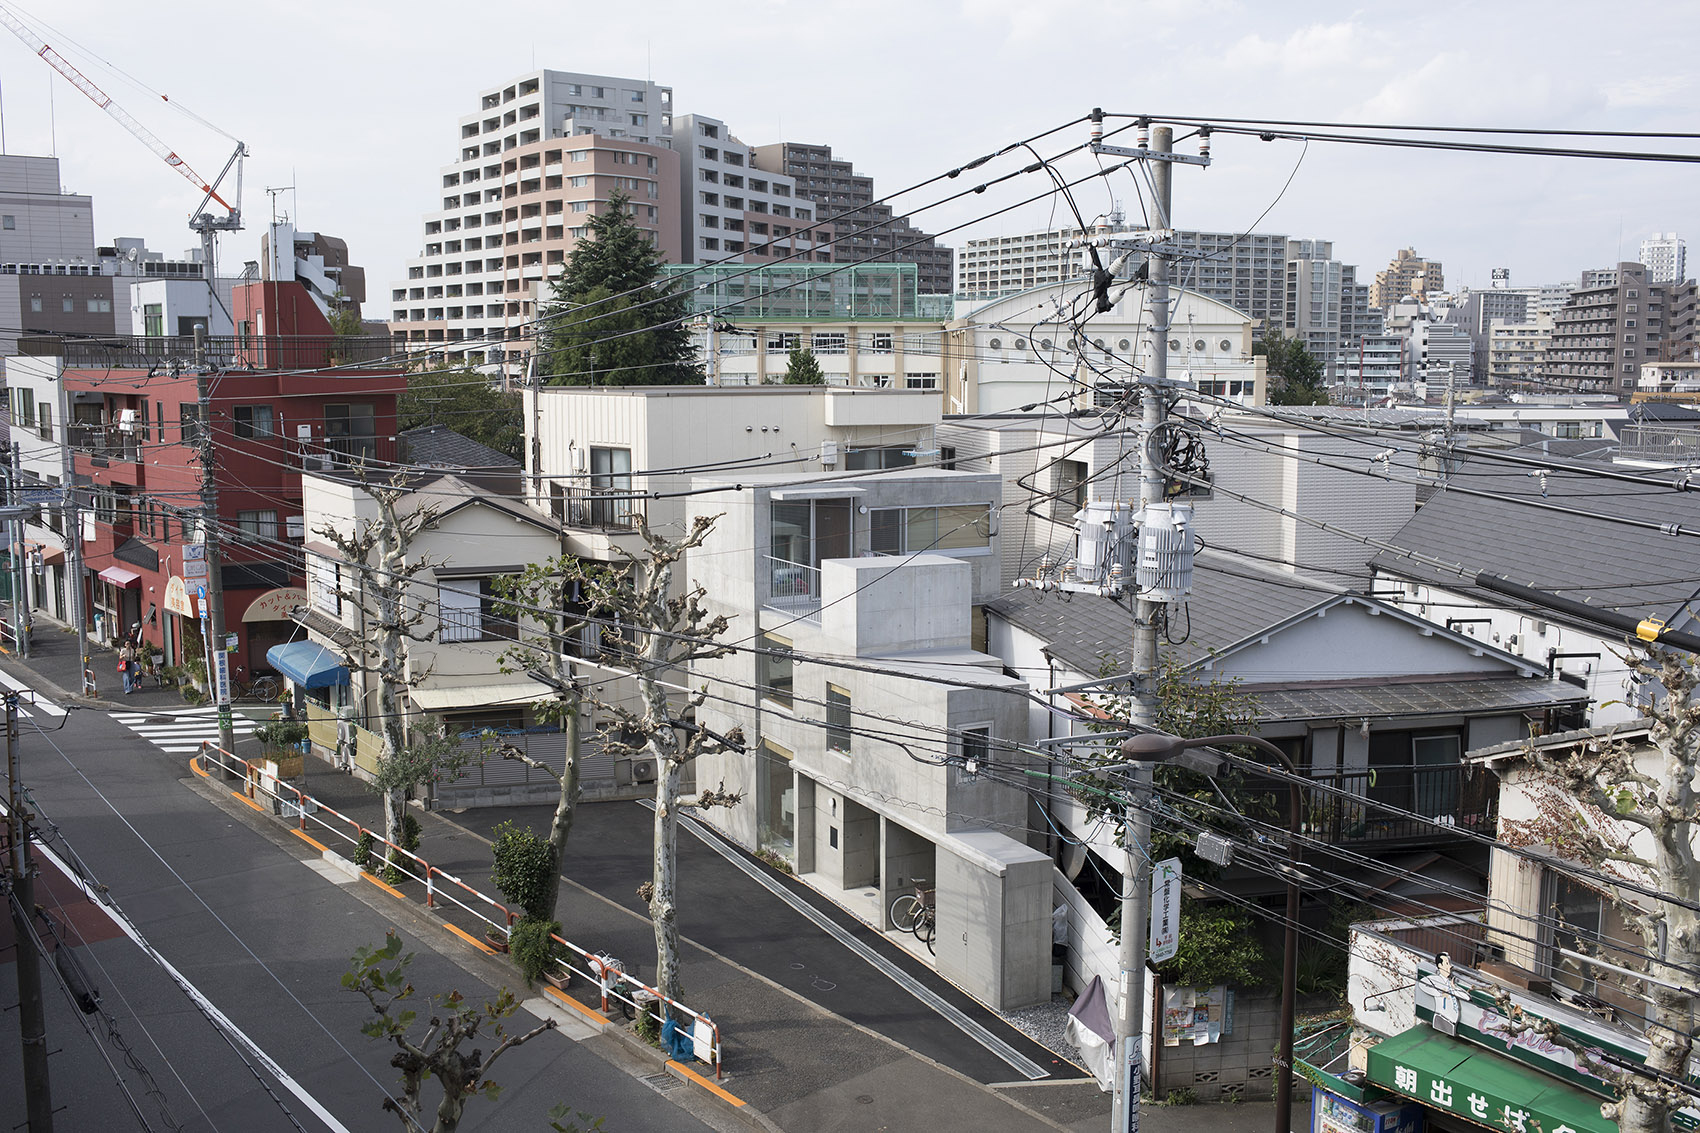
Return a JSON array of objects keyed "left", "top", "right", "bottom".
[
  {"left": 191, "top": 757, "right": 209, "bottom": 778},
  {"left": 667, "top": 1059, "right": 745, "bottom": 1107},
  {"left": 361, "top": 873, "right": 407, "bottom": 900},
  {"left": 290, "top": 828, "right": 329, "bottom": 853},
  {"left": 444, "top": 922, "right": 497, "bottom": 955},
  {"left": 231, "top": 791, "right": 266, "bottom": 813},
  {"left": 543, "top": 984, "right": 611, "bottom": 1026}
]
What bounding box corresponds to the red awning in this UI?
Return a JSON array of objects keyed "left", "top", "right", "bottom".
[{"left": 97, "top": 565, "right": 142, "bottom": 588}]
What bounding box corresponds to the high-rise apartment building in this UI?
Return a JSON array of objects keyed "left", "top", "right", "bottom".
[
  {"left": 674, "top": 114, "right": 828, "bottom": 266},
  {"left": 389, "top": 70, "right": 680, "bottom": 368},
  {"left": 1453, "top": 287, "right": 1533, "bottom": 383},
  {"left": 1487, "top": 317, "right": 1552, "bottom": 387},
  {"left": 956, "top": 225, "right": 1294, "bottom": 334},
  {"left": 1640, "top": 232, "right": 1686, "bottom": 284},
  {"left": 1284, "top": 239, "right": 1382, "bottom": 381},
  {"left": 1370, "top": 247, "right": 1444, "bottom": 310},
  {"left": 751, "top": 142, "right": 953, "bottom": 294},
  {"left": 1542, "top": 262, "right": 1697, "bottom": 391}
]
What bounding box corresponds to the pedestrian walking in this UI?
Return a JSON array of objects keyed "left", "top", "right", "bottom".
[{"left": 119, "top": 639, "right": 137, "bottom": 695}]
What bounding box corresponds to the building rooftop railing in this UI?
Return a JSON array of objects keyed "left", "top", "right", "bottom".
[{"left": 20, "top": 333, "right": 400, "bottom": 371}]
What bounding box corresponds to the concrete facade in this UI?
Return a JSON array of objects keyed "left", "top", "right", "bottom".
[
  {"left": 683, "top": 467, "right": 1050, "bottom": 1010},
  {"left": 1542, "top": 262, "right": 1698, "bottom": 392}
]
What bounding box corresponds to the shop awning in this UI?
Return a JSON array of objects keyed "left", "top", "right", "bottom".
[
  {"left": 266, "top": 640, "right": 349, "bottom": 690},
  {"left": 1366, "top": 1026, "right": 1614, "bottom": 1133},
  {"left": 409, "top": 678, "right": 554, "bottom": 712},
  {"left": 97, "top": 565, "right": 142, "bottom": 588}
]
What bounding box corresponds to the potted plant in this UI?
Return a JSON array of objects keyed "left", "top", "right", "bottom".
[{"left": 254, "top": 719, "right": 310, "bottom": 778}]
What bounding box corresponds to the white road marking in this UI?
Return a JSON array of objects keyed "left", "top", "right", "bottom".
[
  {"left": 0, "top": 666, "right": 67, "bottom": 716},
  {"left": 110, "top": 707, "right": 258, "bottom": 754},
  {"left": 19, "top": 817, "right": 356, "bottom": 1133}
]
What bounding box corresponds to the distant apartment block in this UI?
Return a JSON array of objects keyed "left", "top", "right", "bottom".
[
  {"left": 1369, "top": 247, "right": 1444, "bottom": 310},
  {"left": 1285, "top": 238, "right": 1379, "bottom": 381},
  {"left": 1640, "top": 232, "right": 1687, "bottom": 284},
  {"left": 957, "top": 224, "right": 1296, "bottom": 336},
  {"left": 1542, "top": 262, "right": 1698, "bottom": 391},
  {"left": 752, "top": 142, "right": 953, "bottom": 294},
  {"left": 1487, "top": 317, "right": 1552, "bottom": 387},
  {"left": 675, "top": 114, "right": 828, "bottom": 266},
  {"left": 389, "top": 70, "right": 680, "bottom": 368}
]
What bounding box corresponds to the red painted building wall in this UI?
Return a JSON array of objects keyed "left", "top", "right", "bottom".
[{"left": 69, "top": 279, "right": 405, "bottom": 679}]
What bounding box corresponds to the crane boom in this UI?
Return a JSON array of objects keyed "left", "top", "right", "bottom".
[{"left": 0, "top": 4, "right": 232, "bottom": 212}]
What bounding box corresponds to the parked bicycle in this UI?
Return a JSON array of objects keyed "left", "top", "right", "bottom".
[
  {"left": 230, "top": 667, "right": 281, "bottom": 703},
  {"left": 888, "top": 881, "right": 936, "bottom": 954},
  {"left": 590, "top": 951, "right": 641, "bottom": 1020}
]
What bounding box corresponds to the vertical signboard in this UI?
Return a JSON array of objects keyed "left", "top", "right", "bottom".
[{"left": 1149, "top": 857, "right": 1182, "bottom": 963}]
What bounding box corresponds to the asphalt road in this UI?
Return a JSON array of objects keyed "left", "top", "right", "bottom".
[{"left": 0, "top": 688, "right": 728, "bottom": 1132}]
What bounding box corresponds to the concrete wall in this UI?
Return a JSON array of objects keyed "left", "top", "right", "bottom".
[
  {"left": 934, "top": 832, "right": 1052, "bottom": 1010},
  {"left": 1151, "top": 985, "right": 1322, "bottom": 1102}
]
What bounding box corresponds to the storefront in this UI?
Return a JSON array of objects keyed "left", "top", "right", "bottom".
[
  {"left": 92, "top": 565, "right": 143, "bottom": 645},
  {"left": 241, "top": 587, "right": 308, "bottom": 679}
]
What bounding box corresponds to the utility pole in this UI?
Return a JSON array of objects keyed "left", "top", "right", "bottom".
[
  {"left": 193, "top": 326, "right": 236, "bottom": 756},
  {"left": 6, "top": 690, "right": 54, "bottom": 1128},
  {"left": 10, "top": 441, "right": 27, "bottom": 659},
  {"left": 57, "top": 372, "right": 91, "bottom": 696}
]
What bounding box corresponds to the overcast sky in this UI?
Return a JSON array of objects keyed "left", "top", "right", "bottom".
[{"left": 1, "top": 0, "right": 1694, "bottom": 308}]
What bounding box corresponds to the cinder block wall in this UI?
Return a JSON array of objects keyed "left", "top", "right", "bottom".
[{"left": 1150, "top": 987, "right": 1325, "bottom": 1103}]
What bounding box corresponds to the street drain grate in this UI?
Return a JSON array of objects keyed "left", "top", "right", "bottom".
[{"left": 642, "top": 1073, "right": 683, "bottom": 1093}]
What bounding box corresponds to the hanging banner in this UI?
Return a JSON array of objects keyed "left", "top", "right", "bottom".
[
  {"left": 1149, "top": 857, "right": 1182, "bottom": 964},
  {"left": 163, "top": 576, "right": 193, "bottom": 617}
]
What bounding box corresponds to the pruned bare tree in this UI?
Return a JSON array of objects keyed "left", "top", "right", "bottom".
[
  {"left": 587, "top": 516, "right": 743, "bottom": 1007},
  {"left": 1496, "top": 648, "right": 1700, "bottom": 1133},
  {"left": 316, "top": 472, "right": 472, "bottom": 874}
]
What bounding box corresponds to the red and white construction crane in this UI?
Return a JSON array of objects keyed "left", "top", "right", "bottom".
[{"left": 0, "top": 3, "right": 246, "bottom": 309}]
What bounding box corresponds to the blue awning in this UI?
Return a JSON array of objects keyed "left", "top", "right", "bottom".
[{"left": 266, "top": 640, "right": 349, "bottom": 690}]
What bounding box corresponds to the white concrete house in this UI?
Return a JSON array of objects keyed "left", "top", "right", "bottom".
[{"left": 684, "top": 467, "right": 1052, "bottom": 1011}]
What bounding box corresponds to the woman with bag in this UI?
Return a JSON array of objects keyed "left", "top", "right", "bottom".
[{"left": 119, "top": 640, "right": 137, "bottom": 695}]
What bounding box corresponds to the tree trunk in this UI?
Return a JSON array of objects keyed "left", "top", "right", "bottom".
[
  {"left": 650, "top": 739, "right": 684, "bottom": 1007},
  {"left": 538, "top": 681, "right": 580, "bottom": 924}
]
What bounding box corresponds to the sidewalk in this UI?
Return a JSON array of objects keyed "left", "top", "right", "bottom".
[{"left": 0, "top": 623, "right": 1292, "bottom": 1133}]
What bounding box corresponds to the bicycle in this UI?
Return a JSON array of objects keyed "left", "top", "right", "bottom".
[
  {"left": 230, "top": 668, "right": 280, "bottom": 703},
  {"left": 590, "top": 951, "right": 641, "bottom": 1020},
  {"left": 888, "top": 882, "right": 937, "bottom": 954}
]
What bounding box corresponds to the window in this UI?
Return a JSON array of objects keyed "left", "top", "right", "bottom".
[
  {"left": 766, "top": 332, "right": 799, "bottom": 352},
  {"left": 86, "top": 296, "right": 111, "bottom": 314},
  {"left": 826, "top": 684, "right": 852, "bottom": 753},
  {"left": 869, "top": 505, "right": 992, "bottom": 554},
  {"left": 180, "top": 402, "right": 207, "bottom": 446},
  {"left": 959, "top": 726, "right": 991, "bottom": 775},
  {"left": 309, "top": 554, "right": 340, "bottom": 616},
  {"left": 233, "top": 405, "right": 276, "bottom": 438},
  {"left": 236, "top": 509, "right": 278, "bottom": 543},
  {"left": 759, "top": 632, "right": 794, "bottom": 708},
  {"left": 588, "top": 447, "right": 633, "bottom": 525},
  {"left": 438, "top": 577, "right": 517, "bottom": 642},
  {"left": 324, "top": 403, "right": 377, "bottom": 461},
  {"left": 845, "top": 446, "right": 915, "bottom": 472},
  {"left": 36, "top": 403, "right": 51, "bottom": 443},
  {"left": 1, "top": 215, "right": 12, "bottom": 229},
  {"left": 812, "top": 332, "right": 846, "bottom": 355},
  {"left": 1055, "top": 459, "right": 1088, "bottom": 519}
]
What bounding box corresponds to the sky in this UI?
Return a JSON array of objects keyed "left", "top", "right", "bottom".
[{"left": 0, "top": 0, "right": 1694, "bottom": 308}]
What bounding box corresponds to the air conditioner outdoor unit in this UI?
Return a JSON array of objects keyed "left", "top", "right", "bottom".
[{"left": 631, "top": 758, "right": 657, "bottom": 783}]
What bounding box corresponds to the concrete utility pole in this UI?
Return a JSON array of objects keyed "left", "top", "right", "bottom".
[
  {"left": 193, "top": 326, "right": 237, "bottom": 756},
  {"left": 6, "top": 443, "right": 27, "bottom": 658},
  {"left": 1113, "top": 122, "right": 1174, "bottom": 1133},
  {"left": 6, "top": 691, "right": 54, "bottom": 1128},
  {"left": 57, "top": 373, "right": 91, "bottom": 696}
]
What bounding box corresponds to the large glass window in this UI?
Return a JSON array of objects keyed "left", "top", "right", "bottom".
[
  {"left": 769, "top": 498, "right": 851, "bottom": 569},
  {"left": 869, "top": 505, "right": 991, "bottom": 554},
  {"left": 758, "top": 740, "right": 795, "bottom": 860},
  {"left": 439, "top": 578, "right": 518, "bottom": 643},
  {"left": 759, "top": 632, "right": 793, "bottom": 708},
  {"left": 589, "top": 447, "right": 632, "bottom": 525},
  {"left": 233, "top": 405, "right": 276, "bottom": 438},
  {"left": 826, "top": 684, "right": 852, "bottom": 753}
]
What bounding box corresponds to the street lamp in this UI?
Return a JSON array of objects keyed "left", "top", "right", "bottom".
[{"left": 1119, "top": 732, "right": 1303, "bottom": 1133}]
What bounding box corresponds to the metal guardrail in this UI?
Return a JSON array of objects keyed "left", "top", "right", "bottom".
[
  {"left": 196, "top": 742, "right": 724, "bottom": 1077},
  {"left": 22, "top": 333, "right": 398, "bottom": 371},
  {"left": 1303, "top": 764, "right": 1496, "bottom": 843}
]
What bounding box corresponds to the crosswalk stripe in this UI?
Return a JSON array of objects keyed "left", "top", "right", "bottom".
[
  {"left": 110, "top": 704, "right": 261, "bottom": 755},
  {"left": 0, "top": 668, "right": 67, "bottom": 717}
]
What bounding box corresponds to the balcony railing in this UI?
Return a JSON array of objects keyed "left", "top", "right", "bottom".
[
  {"left": 21, "top": 333, "right": 397, "bottom": 371},
  {"left": 1304, "top": 763, "right": 1496, "bottom": 843},
  {"left": 1620, "top": 424, "right": 1700, "bottom": 464},
  {"left": 765, "top": 554, "right": 821, "bottom": 622},
  {"left": 68, "top": 424, "right": 141, "bottom": 463},
  {"left": 564, "top": 487, "right": 645, "bottom": 529}
]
